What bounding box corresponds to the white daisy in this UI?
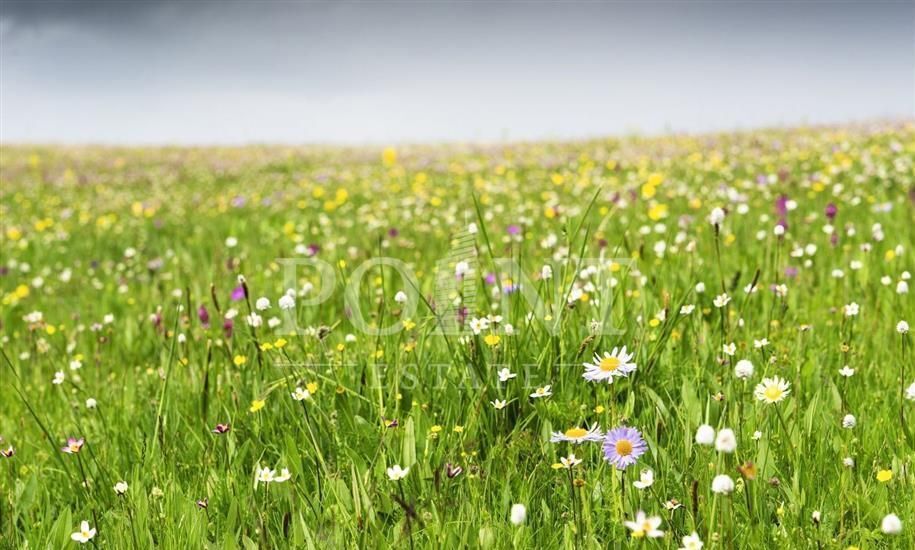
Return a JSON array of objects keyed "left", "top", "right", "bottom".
[
  {"left": 582, "top": 347, "right": 636, "bottom": 383},
  {"left": 754, "top": 376, "right": 791, "bottom": 404},
  {"left": 497, "top": 368, "right": 516, "bottom": 382},
  {"left": 530, "top": 385, "right": 552, "bottom": 399},
  {"left": 550, "top": 426, "right": 604, "bottom": 444}
]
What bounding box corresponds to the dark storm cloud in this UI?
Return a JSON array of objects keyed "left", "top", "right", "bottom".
[{"left": 1, "top": 1, "right": 913, "bottom": 144}]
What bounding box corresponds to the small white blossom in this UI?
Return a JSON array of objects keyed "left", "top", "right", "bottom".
[
  {"left": 510, "top": 503, "right": 527, "bottom": 525},
  {"left": 842, "top": 302, "right": 859, "bottom": 317},
  {"left": 386, "top": 464, "right": 409, "bottom": 481}
]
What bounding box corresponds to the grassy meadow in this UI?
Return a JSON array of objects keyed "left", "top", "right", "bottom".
[{"left": 1, "top": 123, "right": 914, "bottom": 548}]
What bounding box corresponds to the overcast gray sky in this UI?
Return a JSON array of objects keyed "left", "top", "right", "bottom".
[{"left": 1, "top": 1, "right": 913, "bottom": 144}]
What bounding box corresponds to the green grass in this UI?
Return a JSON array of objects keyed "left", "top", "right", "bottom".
[{"left": 1, "top": 123, "right": 914, "bottom": 548}]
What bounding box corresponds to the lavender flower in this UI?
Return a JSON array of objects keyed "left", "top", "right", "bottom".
[
  {"left": 602, "top": 426, "right": 647, "bottom": 470},
  {"left": 230, "top": 286, "right": 245, "bottom": 301}
]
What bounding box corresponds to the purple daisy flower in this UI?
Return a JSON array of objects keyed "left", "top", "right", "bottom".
[{"left": 602, "top": 426, "right": 647, "bottom": 470}]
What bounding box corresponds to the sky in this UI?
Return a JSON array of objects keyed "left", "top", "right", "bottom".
[{"left": 1, "top": 1, "right": 913, "bottom": 145}]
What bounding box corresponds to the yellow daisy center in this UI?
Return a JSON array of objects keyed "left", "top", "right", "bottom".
[
  {"left": 600, "top": 356, "right": 620, "bottom": 372},
  {"left": 615, "top": 439, "right": 633, "bottom": 456},
  {"left": 565, "top": 428, "right": 588, "bottom": 439},
  {"left": 764, "top": 385, "right": 783, "bottom": 401},
  {"left": 641, "top": 521, "right": 653, "bottom": 532}
]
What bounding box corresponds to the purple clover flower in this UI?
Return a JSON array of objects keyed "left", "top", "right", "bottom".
[{"left": 198, "top": 305, "right": 210, "bottom": 328}]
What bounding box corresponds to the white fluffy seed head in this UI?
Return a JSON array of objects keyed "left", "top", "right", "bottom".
[{"left": 510, "top": 503, "right": 527, "bottom": 525}]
